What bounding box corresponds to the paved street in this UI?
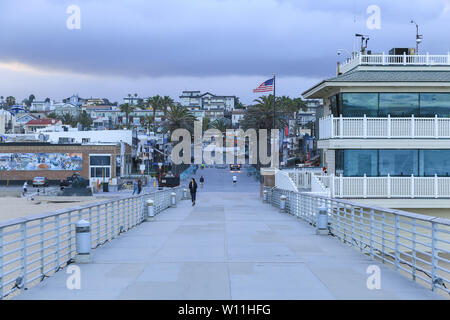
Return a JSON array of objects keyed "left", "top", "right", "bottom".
[{"left": 15, "top": 168, "right": 443, "bottom": 299}]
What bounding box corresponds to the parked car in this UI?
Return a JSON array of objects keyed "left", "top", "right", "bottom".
[
  {"left": 32, "top": 176, "right": 48, "bottom": 187},
  {"left": 230, "top": 164, "right": 241, "bottom": 172}
]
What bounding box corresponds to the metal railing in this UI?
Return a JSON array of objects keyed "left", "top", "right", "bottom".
[
  {"left": 319, "top": 114, "right": 450, "bottom": 140},
  {"left": 340, "top": 52, "right": 450, "bottom": 74},
  {"left": 0, "top": 187, "right": 183, "bottom": 300},
  {"left": 264, "top": 186, "right": 450, "bottom": 295}
]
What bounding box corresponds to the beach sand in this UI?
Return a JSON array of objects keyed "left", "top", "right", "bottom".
[{"left": 0, "top": 196, "right": 112, "bottom": 223}]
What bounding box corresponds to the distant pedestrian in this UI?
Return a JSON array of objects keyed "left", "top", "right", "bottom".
[
  {"left": 138, "top": 179, "right": 143, "bottom": 194},
  {"left": 23, "top": 181, "right": 28, "bottom": 196},
  {"left": 232, "top": 175, "right": 237, "bottom": 186},
  {"left": 189, "top": 178, "right": 198, "bottom": 206},
  {"left": 199, "top": 176, "right": 204, "bottom": 188},
  {"left": 132, "top": 179, "right": 138, "bottom": 195}
]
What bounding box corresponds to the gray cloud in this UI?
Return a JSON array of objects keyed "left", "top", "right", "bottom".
[{"left": 0, "top": 0, "right": 449, "bottom": 101}]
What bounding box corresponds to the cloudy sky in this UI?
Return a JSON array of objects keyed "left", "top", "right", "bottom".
[{"left": 1, "top": 0, "right": 450, "bottom": 104}]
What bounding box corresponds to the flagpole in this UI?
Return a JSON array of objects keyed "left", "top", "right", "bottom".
[{"left": 272, "top": 74, "right": 276, "bottom": 129}]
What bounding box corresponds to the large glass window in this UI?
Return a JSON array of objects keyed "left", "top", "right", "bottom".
[
  {"left": 419, "top": 150, "right": 450, "bottom": 176},
  {"left": 341, "top": 93, "right": 378, "bottom": 117},
  {"left": 90, "top": 155, "right": 111, "bottom": 166},
  {"left": 379, "top": 150, "right": 418, "bottom": 176},
  {"left": 419, "top": 93, "right": 450, "bottom": 117},
  {"left": 343, "top": 150, "right": 378, "bottom": 176},
  {"left": 378, "top": 93, "right": 419, "bottom": 117},
  {"left": 90, "top": 167, "right": 110, "bottom": 178}
]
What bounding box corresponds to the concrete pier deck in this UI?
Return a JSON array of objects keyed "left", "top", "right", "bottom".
[{"left": 15, "top": 168, "right": 443, "bottom": 299}]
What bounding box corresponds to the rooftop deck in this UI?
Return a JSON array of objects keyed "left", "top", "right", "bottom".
[
  {"left": 340, "top": 53, "right": 450, "bottom": 74},
  {"left": 11, "top": 168, "right": 444, "bottom": 300}
]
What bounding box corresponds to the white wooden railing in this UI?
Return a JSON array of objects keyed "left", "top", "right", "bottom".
[
  {"left": 332, "top": 174, "right": 450, "bottom": 199},
  {"left": 319, "top": 115, "right": 450, "bottom": 139},
  {"left": 279, "top": 169, "right": 450, "bottom": 199},
  {"left": 341, "top": 52, "right": 450, "bottom": 73}
]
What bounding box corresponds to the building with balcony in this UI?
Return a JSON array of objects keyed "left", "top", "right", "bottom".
[
  {"left": 179, "top": 91, "right": 236, "bottom": 111},
  {"left": 301, "top": 50, "right": 450, "bottom": 207}
]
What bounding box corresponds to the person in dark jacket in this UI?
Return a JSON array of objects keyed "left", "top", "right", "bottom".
[
  {"left": 137, "top": 179, "right": 143, "bottom": 194},
  {"left": 199, "top": 176, "right": 204, "bottom": 188},
  {"left": 189, "top": 178, "right": 198, "bottom": 206}
]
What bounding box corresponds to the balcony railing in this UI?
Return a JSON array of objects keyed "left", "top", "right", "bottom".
[
  {"left": 319, "top": 115, "right": 450, "bottom": 139},
  {"left": 340, "top": 52, "right": 450, "bottom": 74},
  {"left": 279, "top": 168, "right": 450, "bottom": 199}
]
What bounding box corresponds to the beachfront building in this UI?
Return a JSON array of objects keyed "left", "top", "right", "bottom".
[
  {"left": 0, "top": 141, "right": 132, "bottom": 187},
  {"left": 0, "top": 109, "right": 15, "bottom": 135},
  {"left": 301, "top": 49, "right": 450, "bottom": 207},
  {"left": 24, "top": 118, "right": 62, "bottom": 133},
  {"left": 180, "top": 91, "right": 236, "bottom": 111}
]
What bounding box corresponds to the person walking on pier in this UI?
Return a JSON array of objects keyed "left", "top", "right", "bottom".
[
  {"left": 23, "top": 181, "right": 28, "bottom": 196},
  {"left": 232, "top": 175, "right": 237, "bottom": 186},
  {"left": 137, "top": 179, "right": 143, "bottom": 194},
  {"left": 132, "top": 179, "right": 138, "bottom": 195},
  {"left": 199, "top": 176, "right": 204, "bottom": 188},
  {"left": 189, "top": 178, "right": 198, "bottom": 206}
]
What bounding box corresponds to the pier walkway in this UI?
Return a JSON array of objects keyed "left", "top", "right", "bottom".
[{"left": 15, "top": 168, "right": 443, "bottom": 299}]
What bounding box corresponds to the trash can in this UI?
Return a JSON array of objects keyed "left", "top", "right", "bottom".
[{"left": 103, "top": 182, "right": 109, "bottom": 192}]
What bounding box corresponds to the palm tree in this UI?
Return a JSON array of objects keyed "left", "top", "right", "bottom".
[
  {"left": 141, "top": 115, "right": 154, "bottom": 133},
  {"left": 161, "top": 96, "right": 174, "bottom": 115},
  {"left": 210, "top": 118, "right": 231, "bottom": 133},
  {"left": 120, "top": 103, "right": 136, "bottom": 128},
  {"left": 162, "top": 104, "right": 197, "bottom": 134},
  {"left": 146, "top": 95, "right": 163, "bottom": 123}
]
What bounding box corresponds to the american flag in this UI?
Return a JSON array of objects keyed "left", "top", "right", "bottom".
[{"left": 253, "top": 78, "right": 274, "bottom": 93}]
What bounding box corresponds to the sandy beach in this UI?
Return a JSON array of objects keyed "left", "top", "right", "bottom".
[{"left": 0, "top": 196, "right": 112, "bottom": 223}]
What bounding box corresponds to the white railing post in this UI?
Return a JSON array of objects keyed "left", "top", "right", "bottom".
[
  {"left": 363, "top": 114, "right": 367, "bottom": 138},
  {"left": 426, "top": 52, "right": 430, "bottom": 65},
  {"left": 330, "top": 115, "right": 334, "bottom": 138},
  {"left": 0, "top": 228, "right": 3, "bottom": 299},
  {"left": 387, "top": 174, "right": 391, "bottom": 198},
  {"left": 447, "top": 52, "right": 450, "bottom": 65},
  {"left": 434, "top": 174, "right": 438, "bottom": 199},
  {"left": 403, "top": 52, "right": 406, "bottom": 65},
  {"left": 431, "top": 221, "right": 438, "bottom": 291},
  {"left": 382, "top": 52, "right": 385, "bottom": 65},
  {"left": 363, "top": 174, "right": 367, "bottom": 199},
  {"left": 331, "top": 175, "right": 335, "bottom": 198},
  {"left": 339, "top": 174, "right": 343, "bottom": 198},
  {"left": 411, "top": 174, "right": 415, "bottom": 198},
  {"left": 339, "top": 114, "right": 343, "bottom": 138},
  {"left": 435, "top": 114, "right": 438, "bottom": 138},
  {"left": 387, "top": 114, "right": 391, "bottom": 138},
  {"left": 411, "top": 114, "right": 415, "bottom": 138}
]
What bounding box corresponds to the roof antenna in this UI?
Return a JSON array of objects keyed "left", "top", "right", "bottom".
[
  {"left": 410, "top": 20, "right": 422, "bottom": 55},
  {"left": 355, "top": 34, "right": 370, "bottom": 54}
]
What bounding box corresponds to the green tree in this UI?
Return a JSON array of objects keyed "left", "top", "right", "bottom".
[
  {"left": 210, "top": 118, "right": 231, "bottom": 133},
  {"left": 202, "top": 117, "right": 211, "bottom": 131},
  {"left": 78, "top": 110, "right": 93, "bottom": 129},
  {"left": 234, "top": 97, "right": 245, "bottom": 109},
  {"left": 120, "top": 103, "right": 136, "bottom": 129},
  {"left": 141, "top": 115, "right": 154, "bottom": 133},
  {"left": 146, "top": 95, "right": 163, "bottom": 123},
  {"left": 161, "top": 96, "right": 174, "bottom": 115},
  {"left": 162, "top": 104, "right": 197, "bottom": 134},
  {"left": 28, "top": 94, "right": 35, "bottom": 107},
  {"left": 61, "top": 113, "right": 75, "bottom": 126},
  {"left": 6, "top": 96, "right": 15, "bottom": 106}
]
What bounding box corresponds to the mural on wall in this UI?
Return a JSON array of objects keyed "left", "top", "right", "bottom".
[{"left": 0, "top": 153, "right": 83, "bottom": 171}]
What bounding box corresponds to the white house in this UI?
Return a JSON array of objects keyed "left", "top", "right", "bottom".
[{"left": 0, "top": 109, "right": 15, "bottom": 134}]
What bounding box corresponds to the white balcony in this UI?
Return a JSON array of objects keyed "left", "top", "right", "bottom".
[
  {"left": 279, "top": 169, "right": 450, "bottom": 199},
  {"left": 340, "top": 52, "right": 450, "bottom": 74},
  {"left": 319, "top": 115, "right": 450, "bottom": 139},
  {"left": 329, "top": 174, "right": 450, "bottom": 199}
]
